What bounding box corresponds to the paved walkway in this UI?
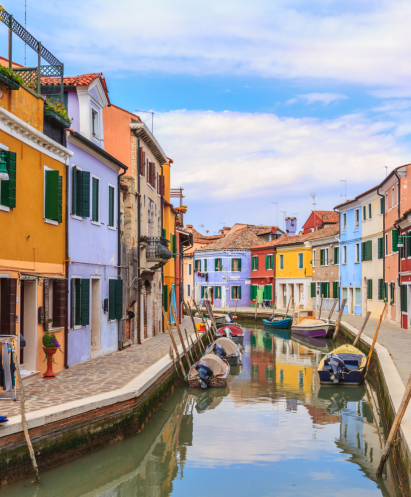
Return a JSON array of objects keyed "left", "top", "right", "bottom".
[
  {"left": 0, "top": 317, "right": 198, "bottom": 419},
  {"left": 210, "top": 305, "right": 411, "bottom": 386}
]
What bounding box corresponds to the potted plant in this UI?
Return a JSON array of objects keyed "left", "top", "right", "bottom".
[
  {"left": 0, "top": 66, "right": 24, "bottom": 91},
  {"left": 42, "top": 332, "right": 62, "bottom": 379},
  {"left": 44, "top": 99, "right": 71, "bottom": 128}
]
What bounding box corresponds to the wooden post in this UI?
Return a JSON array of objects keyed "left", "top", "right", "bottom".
[
  {"left": 169, "top": 346, "right": 182, "bottom": 380},
  {"left": 189, "top": 335, "right": 199, "bottom": 361},
  {"left": 366, "top": 303, "right": 387, "bottom": 373},
  {"left": 10, "top": 341, "right": 40, "bottom": 483},
  {"left": 162, "top": 307, "right": 186, "bottom": 377},
  {"left": 200, "top": 301, "right": 215, "bottom": 343},
  {"left": 184, "top": 329, "right": 195, "bottom": 364},
  {"left": 171, "top": 307, "right": 191, "bottom": 368},
  {"left": 376, "top": 373, "right": 411, "bottom": 477},
  {"left": 327, "top": 298, "right": 338, "bottom": 321},
  {"left": 184, "top": 302, "right": 205, "bottom": 352},
  {"left": 254, "top": 301, "right": 258, "bottom": 321},
  {"left": 332, "top": 298, "right": 347, "bottom": 340},
  {"left": 353, "top": 311, "right": 371, "bottom": 347},
  {"left": 318, "top": 295, "right": 323, "bottom": 320},
  {"left": 284, "top": 296, "right": 291, "bottom": 318}
]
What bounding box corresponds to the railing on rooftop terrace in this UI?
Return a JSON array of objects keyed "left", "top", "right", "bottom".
[{"left": 0, "top": 6, "right": 63, "bottom": 101}]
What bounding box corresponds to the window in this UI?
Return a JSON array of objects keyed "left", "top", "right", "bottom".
[
  {"left": 194, "top": 260, "right": 201, "bottom": 272},
  {"left": 312, "top": 249, "right": 316, "bottom": 267},
  {"left": 70, "top": 278, "right": 90, "bottom": 328},
  {"left": 91, "top": 176, "right": 100, "bottom": 223},
  {"left": 392, "top": 230, "right": 398, "bottom": 253},
  {"left": 279, "top": 254, "right": 284, "bottom": 270},
  {"left": 200, "top": 286, "right": 208, "bottom": 299},
  {"left": 186, "top": 284, "right": 191, "bottom": 298},
  {"left": 215, "top": 286, "right": 221, "bottom": 299},
  {"left": 215, "top": 258, "right": 222, "bottom": 271},
  {"left": 378, "top": 279, "right": 384, "bottom": 301},
  {"left": 263, "top": 285, "right": 272, "bottom": 300},
  {"left": 390, "top": 282, "right": 395, "bottom": 303},
  {"left": 108, "top": 185, "right": 115, "bottom": 228},
  {"left": 231, "top": 285, "right": 241, "bottom": 300},
  {"left": 320, "top": 282, "right": 329, "bottom": 298},
  {"left": 0, "top": 150, "right": 16, "bottom": 211},
  {"left": 334, "top": 246, "right": 339, "bottom": 265},
  {"left": 310, "top": 282, "right": 316, "bottom": 298},
  {"left": 342, "top": 212, "right": 347, "bottom": 230},
  {"left": 343, "top": 288, "right": 348, "bottom": 301},
  {"left": 333, "top": 281, "right": 339, "bottom": 298},
  {"left": 392, "top": 187, "right": 395, "bottom": 207},
  {"left": 320, "top": 248, "right": 329, "bottom": 266},
  {"left": 367, "top": 279, "right": 372, "bottom": 300},
  {"left": 250, "top": 285, "right": 258, "bottom": 300},
  {"left": 44, "top": 166, "right": 63, "bottom": 224},
  {"left": 355, "top": 288, "right": 361, "bottom": 306},
  {"left": 265, "top": 255, "right": 273, "bottom": 270},
  {"left": 355, "top": 243, "right": 360, "bottom": 263},
  {"left": 369, "top": 203, "right": 372, "bottom": 219},
  {"left": 71, "top": 166, "right": 90, "bottom": 218},
  {"left": 380, "top": 197, "right": 384, "bottom": 214},
  {"left": 204, "top": 259, "right": 208, "bottom": 272},
  {"left": 252, "top": 256, "right": 259, "bottom": 271},
  {"left": 407, "top": 231, "right": 411, "bottom": 258},
  {"left": 378, "top": 237, "right": 384, "bottom": 259},
  {"left": 108, "top": 278, "right": 123, "bottom": 320},
  {"left": 92, "top": 109, "right": 99, "bottom": 137},
  {"left": 363, "top": 205, "right": 367, "bottom": 221},
  {"left": 188, "top": 263, "right": 192, "bottom": 276},
  {"left": 355, "top": 209, "right": 360, "bottom": 227},
  {"left": 43, "top": 278, "right": 67, "bottom": 330},
  {"left": 361, "top": 240, "right": 372, "bottom": 262},
  {"left": 342, "top": 245, "right": 347, "bottom": 264},
  {"left": 298, "top": 253, "right": 303, "bottom": 269},
  {"left": 231, "top": 258, "right": 241, "bottom": 272},
  {"left": 401, "top": 285, "right": 408, "bottom": 313}
]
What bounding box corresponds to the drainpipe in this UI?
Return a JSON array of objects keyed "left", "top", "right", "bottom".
[
  {"left": 160, "top": 164, "right": 164, "bottom": 333},
  {"left": 136, "top": 135, "right": 141, "bottom": 343},
  {"left": 64, "top": 162, "right": 69, "bottom": 369},
  {"left": 118, "top": 165, "right": 127, "bottom": 349}
]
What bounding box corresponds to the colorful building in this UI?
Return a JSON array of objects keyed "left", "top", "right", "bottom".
[
  {"left": 395, "top": 206, "right": 411, "bottom": 329},
  {"left": 302, "top": 210, "right": 339, "bottom": 234},
  {"left": 0, "top": 76, "right": 72, "bottom": 379}
]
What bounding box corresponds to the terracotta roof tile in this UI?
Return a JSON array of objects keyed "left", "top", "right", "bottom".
[
  {"left": 313, "top": 211, "right": 340, "bottom": 224},
  {"left": 196, "top": 226, "right": 264, "bottom": 252},
  {"left": 42, "top": 73, "right": 110, "bottom": 104},
  {"left": 251, "top": 224, "right": 340, "bottom": 249}
]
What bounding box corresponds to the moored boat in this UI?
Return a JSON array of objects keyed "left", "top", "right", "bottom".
[
  {"left": 215, "top": 325, "right": 245, "bottom": 345},
  {"left": 262, "top": 317, "right": 292, "bottom": 329},
  {"left": 188, "top": 354, "right": 230, "bottom": 388},
  {"left": 206, "top": 336, "right": 242, "bottom": 366},
  {"left": 292, "top": 335, "right": 335, "bottom": 354},
  {"left": 264, "top": 327, "right": 292, "bottom": 341},
  {"left": 317, "top": 344, "right": 367, "bottom": 385},
  {"left": 291, "top": 310, "right": 334, "bottom": 339}
]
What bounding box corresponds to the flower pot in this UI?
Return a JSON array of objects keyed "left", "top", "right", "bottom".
[{"left": 43, "top": 347, "right": 57, "bottom": 378}]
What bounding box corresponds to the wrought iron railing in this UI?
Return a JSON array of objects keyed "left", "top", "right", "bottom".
[{"left": 141, "top": 236, "right": 172, "bottom": 261}]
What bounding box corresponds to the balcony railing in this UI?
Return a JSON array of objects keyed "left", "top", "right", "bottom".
[{"left": 141, "top": 236, "right": 172, "bottom": 265}]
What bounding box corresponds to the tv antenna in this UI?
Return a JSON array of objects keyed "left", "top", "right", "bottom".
[
  {"left": 280, "top": 211, "right": 286, "bottom": 231},
  {"left": 340, "top": 180, "right": 347, "bottom": 202},
  {"left": 135, "top": 110, "right": 154, "bottom": 133},
  {"left": 310, "top": 193, "right": 317, "bottom": 231},
  {"left": 383, "top": 165, "right": 388, "bottom": 177}
]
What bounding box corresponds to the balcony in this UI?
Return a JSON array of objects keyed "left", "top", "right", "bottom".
[{"left": 141, "top": 236, "right": 172, "bottom": 269}]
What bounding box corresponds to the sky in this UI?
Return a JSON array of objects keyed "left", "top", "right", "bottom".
[{"left": 2, "top": 0, "right": 411, "bottom": 234}]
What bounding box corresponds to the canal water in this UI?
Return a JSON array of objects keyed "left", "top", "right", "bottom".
[{"left": 4, "top": 323, "right": 401, "bottom": 496}]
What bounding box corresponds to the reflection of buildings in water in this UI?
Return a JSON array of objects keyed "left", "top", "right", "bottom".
[{"left": 250, "top": 332, "right": 276, "bottom": 383}]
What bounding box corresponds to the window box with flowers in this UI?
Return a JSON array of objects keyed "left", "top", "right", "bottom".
[
  {"left": 44, "top": 100, "right": 71, "bottom": 128},
  {"left": 0, "top": 66, "right": 24, "bottom": 90}
]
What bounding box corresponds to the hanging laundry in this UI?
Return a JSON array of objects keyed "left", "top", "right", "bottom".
[{"left": 2, "top": 344, "right": 12, "bottom": 393}]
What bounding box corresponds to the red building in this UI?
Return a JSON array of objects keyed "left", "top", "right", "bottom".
[
  {"left": 302, "top": 211, "right": 339, "bottom": 234},
  {"left": 396, "top": 208, "right": 411, "bottom": 329},
  {"left": 249, "top": 244, "right": 276, "bottom": 308}
]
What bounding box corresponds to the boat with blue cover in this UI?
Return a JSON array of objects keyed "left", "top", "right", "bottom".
[{"left": 262, "top": 317, "right": 292, "bottom": 329}]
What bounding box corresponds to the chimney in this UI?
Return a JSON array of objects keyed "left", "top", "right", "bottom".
[
  {"left": 285, "top": 217, "right": 297, "bottom": 236},
  {"left": 186, "top": 224, "right": 193, "bottom": 228}
]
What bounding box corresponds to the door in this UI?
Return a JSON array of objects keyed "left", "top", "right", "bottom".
[
  {"left": 91, "top": 279, "right": 101, "bottom": 353},
  {"left": 21, "top": 280, "right": 37, "bottom": 371},
  {"left": 209, "top": 287, "right": 214, "bottom": 305},
  {"left": 299, "top": 285, "right": 304, "bottom": 308},
  {"left": 221, "top": 286, "right": 226, "bottom": 308},
  {"left": 349, "top": 288, "right": 354, "bottom": 313}
]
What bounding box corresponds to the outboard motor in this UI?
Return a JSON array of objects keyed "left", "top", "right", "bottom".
[
  {"left": 213, "top": 343, "right": 227, "bottom": 360},
  {"left": 326, "top": 353, "right": 349, "bottom": 383},
  {"left": 195, "top": 364, "right": 214, "bottom": 389},
  {"left": 227, "top": 312, "right": 234, "bottom": 322}
]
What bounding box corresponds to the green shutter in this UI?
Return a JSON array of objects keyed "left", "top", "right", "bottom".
[
  {"left": 384, "top": 282, "right": 388, "bottom": 300},
  {"left": 334, "top": 247, "right": 339, "bottom": 265},
  {"left": 326, "top": 282, "right": 330, "bottom": 298},
  {"left": 80, "top": 171, "right": 90, "bottom": 217},
  {"left": 320, "top": 250, "right": 325, "bottom": 266},
  {"left": 215, "top": 258, "right": 219, "bottom": 271},
  {"left": 162, "top": 228, "right": 167, "bottom": 239},
  {"left": 363, "top": 205, "right": 366, "bottom": 220},
  {"left": 92, "top": 177, "right": 99, "bottom": 222},
  {"left": 390, "top": 282, "right": 395, "bottom": 303},
  {"left": 109, "top": 279, "right": 116, "bottom": 320},
  {"left": 392, "top": 230, "right": 398, "bottom": 253},
  {"left": 299, "top": 253, "right": 303, "bottom": 268},
  {"left": 58, "top": 175, "right": 63, "bottom": 223},
  {"left": 81, "top": 279, "right": 90, "bottom": 325},
  {"left": 311, "top": 282, "right": 316, "bottom": 298},
  {"left": 201, "top": 286, "right": 205, "bottom": 299},
  {"left": 380, "top": 197, "right": 384, "bottom": 214},
  {"left": 204, "top": 259, "right": 208, "bottom": 272},
  {"left": 361, "top": 242, "right": 365, "bottom": 262},
  {"left": 333, "top": 281, "right": 338, "bottom": 298},
  {"left": 115, "top": 279, "right": 123, "bottom": 319},
  {"left": 72, "top": 166, "right": 77, "bottom": 215},
  {"left": 264, "top": 285, "right": 272, "bottom": 300},
  {"left": 368, "top": 240, "right": 372, "bottom": 261},
  {"left": 251, "top": 285, "right": 256, "bottom": 300},
  {"left": 378, "top": 279, "right": 384, "bottom": 300},
  {"left": 75, "top": 279, "right": 81, "bottom": 326},
  {"left": 0, "top": 151, "right": 16, "bottom": 208},
  {"left": 378, "top": 238, "right": 384, "bottom": 259},
  {"left": 45, "top": 170, "right": 59, "bottom": 221},
  {"left": 265, "top": 256, "right": 268, "bottom": 270},
  {"left": 367, "top": 279, "right": 372, "bottom": 300},
  {"left": 369, "top": 203, "right": 372, "bottom": 219},
  {"left": 108, "top": 186, "right": 115, "bottom": 227},
  {"left": 238, "top": 286, "right": 241, "bottom": 299},
  {"left": 238, "top": 258, "right": 242, "bottom": 271},
  {"left": 163, "top": 284, "right": 168, "bottom": 312},
  {"left": 407, "top": 233, "right": 411, "bottom": 258},
  {"left": 70, "top": 278, "right": 75, "bottom": 329},
  {"left": 401, "top": 285, "right": 408, "bottom": 312}
]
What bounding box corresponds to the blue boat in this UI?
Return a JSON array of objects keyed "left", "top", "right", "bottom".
[
  {"left": 262, "top": 317, "right": 292, "bottom": 329},
  {"left": 264, "top": 327, "right": 291, "bottom": 341}
]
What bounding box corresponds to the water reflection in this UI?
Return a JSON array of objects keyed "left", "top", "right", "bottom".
[{"left": 3, "top": 323, "right": 401, "bottom": 497}]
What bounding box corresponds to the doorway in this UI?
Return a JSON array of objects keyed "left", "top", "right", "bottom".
[
  {"left": 209, "top": 287, "right": 214, "bottom": 305},
  {"left": 91, "top": 278, "right": 101, "bottom": 354},
  {"left": 349, "top": 288, "right": 354, "bottom": 313},
  {"left": 21, "top": 279, "right": 37, "bottom": 371}
]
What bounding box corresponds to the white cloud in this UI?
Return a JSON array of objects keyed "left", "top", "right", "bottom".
[
  {"left": 288, "top": 93, "right": 348, "bottom": 105},
  {"left": 17, "top": 0, "right": 411, "bottom": 92},
  {"left": 153, "top": 108, "right": 408, "bottom": 202}
]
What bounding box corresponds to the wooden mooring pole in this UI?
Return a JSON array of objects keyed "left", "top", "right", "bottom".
[
  {"left": 171, "top": 307, "right": 192, "bottom": 368},
  {"left": 376, "top": 373, "right": 411, "bottom": 477},
  {"left": 162, "top": 307, "right": 186, "bottom": 378},
  {"left": 353, "top": 311, "right": 371, "bottom": 347},
  {"left": 184, "top": 302, "right": 205, "bottom": 353},
  {"left": 327, "top": 298, "right": 338, "bottom": 321},
  {"left": 184, "top": 329, "right": 195, "bottom": 364},
  {"left": 332, "top": 298, "right": 347, "bottom": 340},
  {"left": 365, "top": 303, "right": 387, "bottom": 375}
]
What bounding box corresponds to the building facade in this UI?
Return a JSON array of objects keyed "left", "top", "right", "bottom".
[{"left": 249, "top": 245, "right": 275, "bottom": 308}]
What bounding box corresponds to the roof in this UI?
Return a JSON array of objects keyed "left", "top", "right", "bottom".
[
  {"left": 195, "top": 226, "right": 264, "bottom": 252},
  {"left": 334, "top": 185, "right": 379, "bottom": 210},
  {"left": 130, "top": 122, "right": 168, "bottom": 164},
  {"left": 250, "top": 224, "right": 340, "bottom": 249},
  {"left": 42, "top": 73, "right": 110, "bottom": 104},
  {"left": 255, "top": 226, "right": 285, "bottom": 236},
  {"left": 312, "top": 211, "right": 339, "bottom": 224}
]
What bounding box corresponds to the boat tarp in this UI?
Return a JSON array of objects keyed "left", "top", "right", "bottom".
[
  {"left": 299, "top": 318, "right": 326, "bottom": 326},
  {"left": 318, "top": 344, "right": 366, "bottom": 371},
  {"left": 190, "top": 354, "right": 228, "bottom": 378},
  {"left": 214, "top": 337, "right": 238, "bottom": 355}
]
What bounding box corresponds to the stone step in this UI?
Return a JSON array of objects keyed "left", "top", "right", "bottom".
[{"left": 20, "top": 370, "right": 40, "bottom": 385}]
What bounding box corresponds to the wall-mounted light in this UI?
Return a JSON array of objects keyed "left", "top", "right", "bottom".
[
  {"left": 0, "top": 158, "right": 8, "bottom": 181},
  {"left": 397, "top": 236, "right": 404, "bottom": 248}
]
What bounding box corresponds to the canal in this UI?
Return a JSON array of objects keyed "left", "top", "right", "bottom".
[{"left": 4, "top": 322, "right": 401, "bottom": 496}]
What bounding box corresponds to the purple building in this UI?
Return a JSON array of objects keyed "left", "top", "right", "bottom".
[
  {"left": 193, "top": 226, "right": 274, "bottom": 308},
  {"left": 61, "top": 73, "right": 127, "bottom": 365}
]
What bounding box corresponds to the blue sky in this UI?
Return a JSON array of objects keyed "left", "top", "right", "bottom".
[{"left": 2, "top": 0, "right": 411, "bottom": 234}]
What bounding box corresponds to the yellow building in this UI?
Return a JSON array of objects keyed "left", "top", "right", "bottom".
[{"left": 0, "top": 80, "right": 71, "bottom": 379}]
